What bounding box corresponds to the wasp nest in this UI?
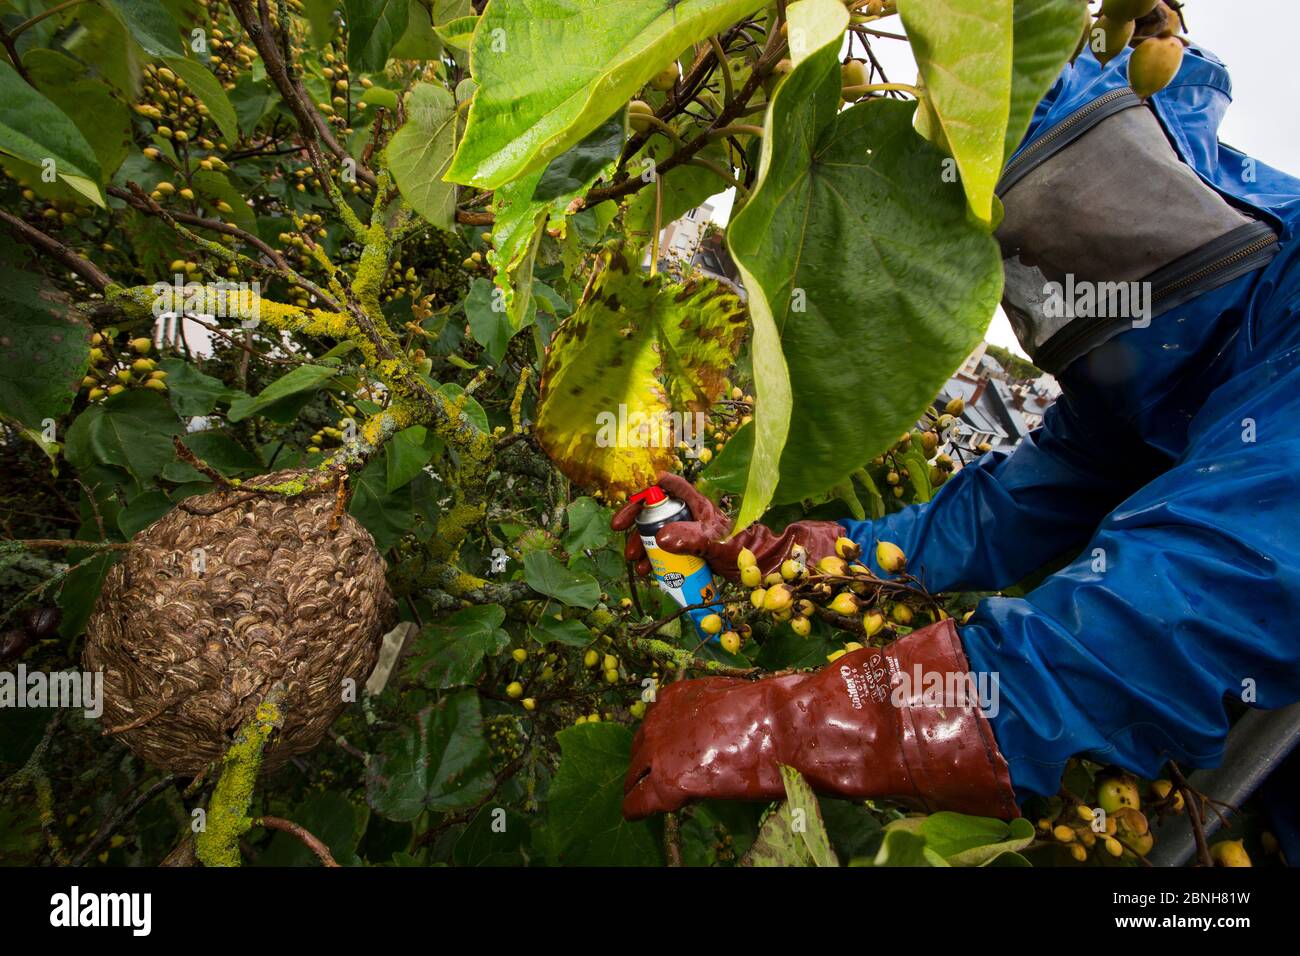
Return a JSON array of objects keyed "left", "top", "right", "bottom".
[{"left": 83, "top": 473, "right": 394, "bottom": 774}]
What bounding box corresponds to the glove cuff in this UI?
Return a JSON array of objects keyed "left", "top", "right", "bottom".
[{"left": 881, "top": 619, "right": 1019, "bottom": 819}]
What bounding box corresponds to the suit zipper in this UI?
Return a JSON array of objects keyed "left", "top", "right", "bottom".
[{"left": 999, "top": 88, "right": 1141, "bottom": 194}]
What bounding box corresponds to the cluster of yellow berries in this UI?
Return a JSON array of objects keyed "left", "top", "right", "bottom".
[
  {"left": 82, "top": 334, "right": 167, "bottom": 402},
  {"left": 305, "top": 404, "right": 358, "bottom": 454}
]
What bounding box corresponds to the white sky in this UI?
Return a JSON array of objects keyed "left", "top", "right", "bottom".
[{"left": 708, "top": 2, "right": 1300, "bottom": 359}]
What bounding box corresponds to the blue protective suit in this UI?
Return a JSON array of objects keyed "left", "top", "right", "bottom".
[{"left": 842, "top": 46, "right": 1300, "bottom": 799}]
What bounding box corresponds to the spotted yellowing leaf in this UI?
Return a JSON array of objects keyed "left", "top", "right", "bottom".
[{"left": 535, "top": 245, "right": 746, "bottom": 497}]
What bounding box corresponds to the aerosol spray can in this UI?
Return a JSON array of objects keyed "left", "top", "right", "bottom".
[{"left": 630, "top": 485, "right": 726, "bottom": 641}]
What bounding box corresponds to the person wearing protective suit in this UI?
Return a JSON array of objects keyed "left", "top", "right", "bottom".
[{"left": 612, "top": 40, "right": 1300, "bottom": 822}]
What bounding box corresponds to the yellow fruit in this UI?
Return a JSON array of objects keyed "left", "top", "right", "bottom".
[
  {"left": 1104, "top": 836, "right": 1124, "bottom": 857},
  {"left": 1128, "top": 35, "right": 1183, "bottom": 99},
  {"left": 1121, "top": 831, "right": 1154, "bottom": 856},
  {"left": 142, "top": 379, "right": 167, "bottom": 392},
  {"left": 583, "top": 649, "right": 600, "bottom": 668},
  {"left": 649, "top": 62, "right": 680, "bottom": 91},
  {"left": 890, "top": 604, "right": 913, "bottom": 625},
  {"left": 1211, "top": 840, "right": 1251, "bottom": 868},
  {"left": 750, "top": 587, "right": 767, "bottom": 609},
  {"left": 876, "top": 541, "right": 907, "bottom": 573},
  {"left": 157, "top": 182, "right": 176, "bottom": 195},
  {"left": 737, "top": 547, "right": 758, "bottom": 570},
  {"left": 944, "top": 396, "right": 965, "bottom": 416},
  {"left": 740, "top": 564, "right": 762, "bottom": 588},
  {"left": 862, "top": 610, "right": 885, "bottom": 637},
  {"left": 763, "top": 571, "right": 784, "bottom": 587},
  {"left": 630, "top": 700, "right": 647, "bottom": 719},
  {"left": 816, "top": 555, "right": 847, "bottom": 577},
  {"left": 1069, "top": 844, "right": 1088, "bottom": 863},
  {"left": 511, "top": 648, "right": 527, "bottom": 663},
  {"left": 840, "top": 59, "right": 869, "bottom": 91},
  {"left": 88, "top": 388, "right": 106, "bottom": 401},
  {"left": 826, "top": 649, "right": 846, "bottom": 663},
  {"left": 1076, "top": 804, "right": 1096, "bottom": 822},
  {"left": 791, "top": 616, "right": 811, "bottom": 637},
  {"left": 763, "top": 584, "right": 793, "bottom": 613},
  {"left": 780, "top": 559, "right": 803, "bottom": 581},
  {"left": 131, "top": 337, "right": 153, "bottom": 354},
  {"left": 131, "top": 358, "right": 155, "bottom": 374},
  {"left": 719, "top": 631, "right": 741, "bottom": 654},
  {"left": 700, "top": 613, "right": 724, "bottom": 635},
  {"left": 843, "top": 641, "right": 863, "bottom": 653},
  {"left": 604, "top": 668, "right": 620, "bottom": 684},
  {"left": 178, "top": 188, "right": 195, "bottom": 200},
  {"left": 834, "top": 537, "right": 861, "bottom": 561},
  {"left": 522, "top": 697, "right": 536, "bottom": 711},
  {"left": 1100, "top": 0, "right": 1157, "bottom": 20},
  {"left": 697, "top": 447, "right": 713, "bottom": 464},
  {"left": 828, "top": 592, "right": 859, "bottom": 616},
  {"left": 1092, "top": 15, "right": 1136, "bottom": 66},
  {"left": 506, "top": 681, "right": 523, "bottom": 699},
  {"left": 602, "top": 654, "right": 617, "bottom": 671},
  {"left": 1053, "top": 825, "right": 1075, "bottom": 843},
  {"left": 1097, "top": 775, "right": 1141, "bottom": 814}
]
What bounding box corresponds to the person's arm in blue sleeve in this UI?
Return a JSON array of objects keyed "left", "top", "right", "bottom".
[
  {"left": 840, "top": 393, "right": 1168, "bottom": 594},
  {"left": 959, "top": 338, "right": 1300, "bottom": 797}
]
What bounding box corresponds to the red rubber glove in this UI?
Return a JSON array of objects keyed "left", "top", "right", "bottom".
[
  {"left": 623, "top": 619, "right": 1018, "bottom": 820},
  {"left": 610, "top": 472, "right": 847, "bottom": 583}
]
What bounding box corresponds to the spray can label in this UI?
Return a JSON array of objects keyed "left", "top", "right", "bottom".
[{"left": 631, "top": 486, "right": 726, "bottom": 641}]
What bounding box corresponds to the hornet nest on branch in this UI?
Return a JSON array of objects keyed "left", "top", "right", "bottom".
[{"left": 83, "top": 471, "right": 394, "bottom": 775}]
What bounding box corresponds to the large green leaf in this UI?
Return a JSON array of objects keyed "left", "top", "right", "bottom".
[
  {"left": 464, "top": 276, "right": 513, "bottom": 364},
  {"left": 102, "top": 0, "right": 185, "bottom": 58},
  {"left": 366, "top": 689, "right": 495, "bottom": 821},
  {"left": 164, "top": 56, "right": 240, "bottom": 145},
  {"left": 226, "top": 364, "right": 338, "bottom": 422},
  {"left": 403, "top": 604, "right": 511, "bottom": 689},
  {"left": 740, "top": 766, "right": 839, "bottom": 867},
  {"left": 851, "top": 826, "right": 949, "bottom": 867},
  {"left": 63, "top": 390, "right": 184, "bottom": 483},
  {"left": 387, "top": 82, "right": 458, "bottom": 231},
  {"left": 0, "top": 61, "right": 104, "bottom": 206},
  {"left": 543, "top": 723, "right": 662, "bottom": 866},
  {"left": 535, "top": 244, "right": 746, "bottom": 497},
  {"left": 447, "top": 0, "right": 766, "bottom": 188},
  {"left": 898, "top": 0, "right": 1014, "bottom": 225},
  {"left": 884, "top": 812, "right": 1036, "bottom": 866},
  {"left": 157, "top": 357, "right": 238, "bottom": 416},
  {"left": 1004, "top": 0, "right": 1089, "bottom": 165},
  {"left": 727, "top": 11, "right": 1002, "bottom": 519},
  {"left": 0, "top": 255, "right": 92, "bottom": 429},
  {"left": 522, "top": 551, "right": 599, "bottom": 609},
  {"left": 345, "top": 0, "right": 411, "bottom": 73},
  {"left": 26, "top": 51, "right": 133, "bottom": 186}
]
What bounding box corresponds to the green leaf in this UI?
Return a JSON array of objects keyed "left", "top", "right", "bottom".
[
  {"left": 433, "top": 15, "right": 477, "bottom": 55},
  {"left": 447, "top": 0, "right": 766, "bottom": 188},
  {"left": 157, "top": 357, "right": 237, "bottom": 416},
  {"left": 386, "top": 424, "right": 440, "bottom": 491},
  {"left": 464, "top": 277, "right": 513, "bottom": 364},
  {"left": 543, "top": 723, "right": 662, "bottom": 866},
  {"left": 535, "top": 244, "right": 746, "bottom": 496},
  {"left": 740, "top": 766, "right": 839, "bottom": 867},
  {"left": 25, "top": 51, "right": 133, "bottom": 186},
  {"left": 58, "top": 551, "right": 118, "bottom": 639},
  {"left": 227, "top": 364, "right": 338, "bottom": 422},
  {"left": 164, "top": 56, "right": 240, "bottom": 145},
  {"left": 345, "top": 0, "right": 410, "bottom": 73},
  {"left": 387, "top": 82, "right": 458, "bottom": 230},
  {"left": 562, "top": 497, "right": 612, "bottom": 553},
  {"left": 625, "top": 138, "right": 731, "bottom": 239},
  {"left": 522, "top": 551, "right": 599, "bottom": 609},
  {"left": 883, "top": 812, "right": 1036, "bottom": 866},
  {"left": 851, "top": 826, "right": 949, "bottom": 867},
  {"left": 899, "top": 441, "right": 935, "bottom": 504},
  {"left": 435, "top": 381, "right": 489, "bottom": 433},
  {"left": 389, "top": 0, "right": 443, "bottom": 60},
  {"left": 898, "top": 0, "right": 1013, "bottom": 225},
  {"left": 366, "top": 690, "right": 495, "bottom": 821},
  {"left": 257, "top": 792, "right": 369, "bottom": 867},
  {"left": 727, "top": 45, "right": 1002, "bottom": 517},
  {"left": 63, "top": 390, "right": 183, "bottom": 483},
  {"left": 102, "top": 0, "right": 185, "bottom": 58},
  {"left": 0, "top": 61, "right": 104, "bottom": 206},
  {"left": 0, "top": 255, "right": 91, "bottom": 429},
  {"left": 182, "top": 430, "right": 261, "bottom": 476},
  {"left": 453, "top": 804, "right": 531, "bottom": 866},
  {"left": 117, "top": 489, "right": 173, "bottom": 536},
  {"left": 403, "top": 604, "right": 511, "bottom": 689},
  {"left": 528, "top": 616, "right": 593, "bottom": 648},
  {"left": 348, "top": 456, "right": 414, "bottom": 551},
  {"left": 1005, "top": 0, "right": 1089, "bottom": 165}
]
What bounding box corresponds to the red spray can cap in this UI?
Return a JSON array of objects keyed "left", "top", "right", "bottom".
[{"left": 629, "top": 486, "right": 667, "bottom": 507}]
